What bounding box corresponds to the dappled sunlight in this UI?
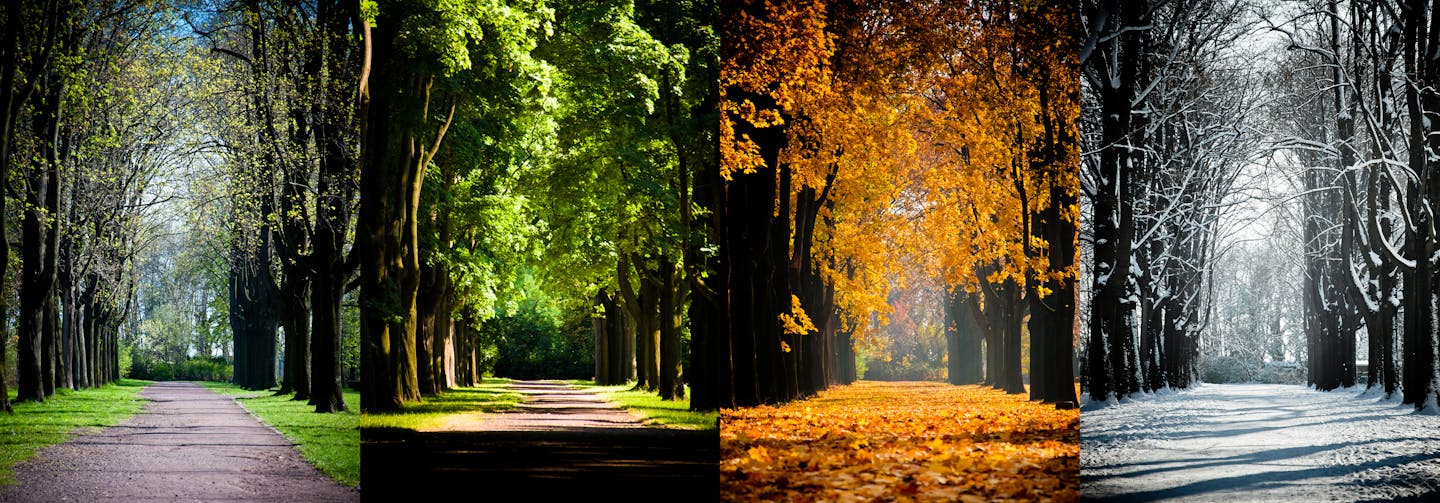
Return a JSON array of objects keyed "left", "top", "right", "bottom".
[{"left": 359, "top": 382, "right": 522, "bottom": 432}]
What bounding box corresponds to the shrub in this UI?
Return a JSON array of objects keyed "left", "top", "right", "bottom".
[
  {"left": 484, "top": 305, "right": 593, "bottom": 380},
  {"left": 863, "top": 354, "right": 945, "bottom": 382},
  {"left": 1254, "top": 360, "right": 1305, "bottom": 384},
  {"left": 118, "top": 344, "right": 133, "bottom": 378},
  {"left": 1200, "top": 355, "right": 1253, "bottom": 383},
  {"left": 130, "top": 355, "right": 232, "bottom": 382}
]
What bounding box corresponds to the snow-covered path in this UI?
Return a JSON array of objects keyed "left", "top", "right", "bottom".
[{"left": 1081, "top": 384, "right": 1440, "bottom": 501}]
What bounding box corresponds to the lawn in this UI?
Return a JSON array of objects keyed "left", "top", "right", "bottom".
[
  {"left": 359, "top": 378, "right": 522, "bottom": 432},
  {"left": 201, "top": 383, "right": 361, "bottom": 487},
  {"left": 0, "top": 379, "right": 151, "bottom": 486},
  {"left": 571, "top": 381, "right": 719, "bottom": 430}
]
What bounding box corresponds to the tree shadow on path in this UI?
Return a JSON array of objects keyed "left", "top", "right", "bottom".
[{"left": 1085, "top": 451, "right": 1439, "bottom": 502}]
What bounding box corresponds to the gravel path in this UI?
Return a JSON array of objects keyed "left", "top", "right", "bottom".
[
  {"left": 1, "top": 381, "right": 357, "bottom": 502},
  {"left": 1082, "top": 383, "right": 1440, "bottom": 502}
]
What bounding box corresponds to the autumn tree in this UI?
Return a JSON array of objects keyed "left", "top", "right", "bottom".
[{"left": 721, "top": 0, "right": 1080, "bottom": 407}]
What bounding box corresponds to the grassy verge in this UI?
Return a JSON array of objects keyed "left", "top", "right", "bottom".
[
  {"left": 573, "top": 381, "right": 718, "bottom": 430},
  {"left": 0, "top": 379, "right": 152, "bottom": 486},
  {"left": 201, "top": 382, "right": 360, "bottom": 487},
  {"left": 359, "top": 378, "right": 522, "bottom": 432}
]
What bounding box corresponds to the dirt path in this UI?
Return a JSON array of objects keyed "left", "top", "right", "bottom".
[
  {"left": 363, "top": 380, "right": 717, "bottom": 500},
  {"left": 431, "top": 380, "right": 646, "bottom": 431},
  {"left": 1, "top": 381, "right": 357, "bottom": 502},
  {"left": 1082, "top": 384, "right": 1440, "bottom": 502}
]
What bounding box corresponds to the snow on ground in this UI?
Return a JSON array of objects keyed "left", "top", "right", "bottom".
[{"left": 1082, "top": 383, "right": 1440, "bottom": 502}]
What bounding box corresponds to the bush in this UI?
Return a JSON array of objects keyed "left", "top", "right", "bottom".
[
  {"left": 1200, "top": 355, "right": 1252, "bottom": 383},
  {"left": 483, "top": 304, "right": 593, "bottom": 380},
  {"left": 130, "top": 355, "right": 232, "bottom": 382},
  {"left": 1255, "top": 360, "right": 1305, "bottom": 384},
  {"left": 176, "top": 357, "right": 233, "bottom": 382},
  {"left": 119, "top": 344, "right": 133, "bottom": 378},
  {"left": 863, "top": 354, "right": 945, "bottom": 382}
]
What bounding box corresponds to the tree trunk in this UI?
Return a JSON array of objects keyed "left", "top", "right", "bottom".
[
  {"left": 1401, "top": 0, "right": 1437, "bottom": 407},
  {"left": 945, "top": 291, "right": 983, "bottom": 385},
  {"left": 659, "top": 258, "right": 683, "bottom": 400},
  {"left": 358, "top": 15, "right": 432, "bottom": 411},
  {"left": 306, "top": 0, "right": 357, "bottom": 413},
  {"left": 416, "top": 261, "right": 439, "bottom": 396},
  {"left": 1085, "top": 0, "right": 1146, "bottom": 403},
  {"left": 0, "top": 0, "right": 20, "bottom": 414}
]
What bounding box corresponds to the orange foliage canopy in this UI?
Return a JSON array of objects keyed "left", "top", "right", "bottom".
[
  {"left": 719, "top": 0, "right": 1079, "bottom": 347},
  {"left": 721, "top": 382, "right": 1080, "bottom": 501}
]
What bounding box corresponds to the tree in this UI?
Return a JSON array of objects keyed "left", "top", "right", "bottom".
[
  {"left": 522, "top": 0, "right": 717, "bottom": 405},
  {"left": 1081, "top": 0, "right": 1148, "bottom": 403},
  {"left": 12, "top": 0, "right": 76, "bottom": 404},
  {"left": 308, "top": 0, "right": 362, "bottom": 413},
  {"left": 356, "top": 0, "right": 549, "bottom": 412},
  {"left": 1080, "top": 0, "right": 1262, "bottom": 400},
  {"left": 721, "top": 0, "right": 1081, "bottom": 407},
  {"left": 4, "top": 0, "right": 179, "bottom": 404}
]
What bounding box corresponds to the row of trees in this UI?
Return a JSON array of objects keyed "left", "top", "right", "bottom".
[
  {"left": 1082, "top": 0, "right": 1440, "bottom": 411},
  {"left": 1, "top": 0, "right": 182, "bottom": 412},
  {"left": 185, "top": 0, "right": 365, "bottom": 412},
  {"left": 2, "top": 0, "right": 1088, "bottom": 416},
  {"left": 353, "top": 0, "right": 720, "bottom": 412},
  {"left": 1202, "top": 229, "right": 1305, "bottom": 381},
  {"left": 716, "top": 0, "right": 1080, "bottom": 407},
  {"left": 1276, "top": 0, "right": 1440, "bottom": 405},
  {"left": 3, "top": 0, "right": 720, "bottom": 415},
  {"left": 1081, "top": 0, "right": 1263, "bottom": 399}
]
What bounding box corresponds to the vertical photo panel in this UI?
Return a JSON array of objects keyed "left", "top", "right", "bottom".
[
  {"left": 354, "top": 0, "right": 722, "bottom": 500},
  {"left": 718, "top": 0, "right": 1081, "bottom": 500},
  {"left": 1079, "top": 0, "right": 1440, "bottom": 501}
]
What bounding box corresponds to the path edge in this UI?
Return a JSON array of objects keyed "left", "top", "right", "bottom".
[{"left": 211, "top": 386, "right": 360, "bottom": 491}]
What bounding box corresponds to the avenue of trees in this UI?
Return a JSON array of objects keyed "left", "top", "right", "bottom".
[
  {"left": 1080, "top": 0, "right": 1264, "bottom": 399},
  {"left": 1081, "top": 0, "right": 1440, "bottom": 411},
  {"left": 178, "top": 0, "right": 368, "bottom": 413},
  {"left": 353, "top": 0, "right": 719, "bottom": 412},
  {"left": 717, "top": 0, "right": 1081, "bottom": 408},
  {"left": 2, "top": 0, "right": 1092, "bottom": 418},
  {"left": 5, "top": 0, "right": 722, "bottom": 417},
  {"left": 1, "top": 0, "right": 189, "bottom": 412}
]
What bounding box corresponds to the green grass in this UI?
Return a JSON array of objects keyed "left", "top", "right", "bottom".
[
  {"left": 573, "top": 381, "right": 719, "bottom": 430},
  {"left": 359, "top": 378, "right": 522, "bottom": 431},
  {"left": 201, "top": 383, "right": 360, "bottom": 487},
  {"left": 0, "top": 379, "right": 152, "bottom": 486}
]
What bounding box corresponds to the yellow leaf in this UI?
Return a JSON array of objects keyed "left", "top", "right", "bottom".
[{"left": 748, "top": 446, "right": 771, "bottom": 463}]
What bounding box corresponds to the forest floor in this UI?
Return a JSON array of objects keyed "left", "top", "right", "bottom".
[
  {"left": 361, "top": 380, "right": 717, "bottom": 500},
  {"left": 1081, "top": 383, "right": 1440, "bottom": 501},
  {"left": 720, "top": 381, "right": 1080, "bottom": 502},
  {"left": 0, "top": 381, "right": 357, "bottom": 502}
]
